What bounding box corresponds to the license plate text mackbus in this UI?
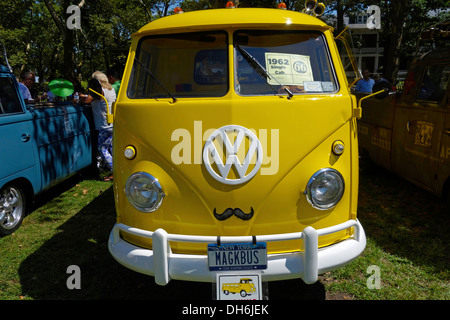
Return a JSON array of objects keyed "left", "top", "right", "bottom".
[{"left": 207, "top": 242, "right": 267, "bottom": 271}]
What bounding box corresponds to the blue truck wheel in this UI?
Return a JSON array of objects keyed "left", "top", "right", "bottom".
[{"left": 0, "top": 184, "right": 26, "bottom": 236}]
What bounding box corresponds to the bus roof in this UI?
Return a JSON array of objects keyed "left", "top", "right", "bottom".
[
  {"left": 417, "top": 47, "right": 450, "bottom": 63},
  {"left": 134, "top": 8, "right": 330, "bottom": 37}
]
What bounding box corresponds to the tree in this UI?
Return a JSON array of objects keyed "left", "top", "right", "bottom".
[
  {"left": 322, "top": 0, "right": 449, "bottom": 82},
  {"left": 41, "top": 0, "right": 85, "bottom": 79},
  {"left": 1, "top": 0, "right": 448, "bottom": 87},
  {"left": 376, "top": 0, "right": 449, "bottom": 82},
  {"left": 381, "top": 0, "right": 409, "bottom": 83}
]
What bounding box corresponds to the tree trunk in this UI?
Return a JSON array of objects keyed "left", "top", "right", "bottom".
[
  {"left": 19, "top": 42, "right": 32, "bottom": 75},
  {"left": 42, "top": 0, "right": 75, "bottom": 79},
  {"left": 336, "top": 0, "right": 345, "bottom": 36},
  {"left": 383, "top": 0, "right": 408, "bottom": 83}
]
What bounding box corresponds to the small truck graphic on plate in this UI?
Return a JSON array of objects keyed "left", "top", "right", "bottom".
[{"left": 222, "top": 278, "right": 256, "bottom": 297}]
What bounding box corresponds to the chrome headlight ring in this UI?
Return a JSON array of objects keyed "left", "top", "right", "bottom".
[
  {"left": 304, "top": 168, "right": 345, "bottom": 210},
  {"left": 125, "top": 172, "right": 165, "bottom": 212}
]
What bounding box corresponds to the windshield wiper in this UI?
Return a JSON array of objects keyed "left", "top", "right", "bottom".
[
  {"left": 235, "top": 44, "right": 293, "bottom": 99},
  {"left": 133, "top": 57, "right": 177, "bottom": 103}
]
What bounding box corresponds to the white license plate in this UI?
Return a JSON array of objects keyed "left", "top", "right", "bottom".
[{"left": 207, "top": 242, "right": 267, "bottom": 271}]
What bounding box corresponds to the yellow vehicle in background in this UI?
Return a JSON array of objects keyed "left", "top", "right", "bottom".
[
  {"left": 108, "top": 1, "right": 366, "bottom": 288},
  {"left": 358, "top": 22, "right": 450, "bottom": 204},
  {"left": 222, "top": 278, "right": 256, "bottom": 297}
]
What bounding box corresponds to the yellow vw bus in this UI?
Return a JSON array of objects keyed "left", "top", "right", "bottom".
[
  {"left": 222, "top": 278, "right": 256, "bottom": 297},
  {"left": 108, "top": 2, "right": 366, "bottom": 287}
]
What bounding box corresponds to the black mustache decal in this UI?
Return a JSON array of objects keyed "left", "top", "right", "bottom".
[{"left": 213, "top": 207, "right": 254, "bottom": 221}]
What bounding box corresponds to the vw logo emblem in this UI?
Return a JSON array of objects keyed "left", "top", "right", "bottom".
[{"left": 203, "top": 125, "right": 263, "bottom": 185}]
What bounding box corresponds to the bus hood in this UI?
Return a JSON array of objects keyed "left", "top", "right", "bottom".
[{"left": 114, "top": 94, "right": 354, "bottom": 250}]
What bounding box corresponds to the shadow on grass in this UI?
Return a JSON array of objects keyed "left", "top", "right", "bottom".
[
  {"left": 18, "top": 185, "right": 326, "bottom": 300},
  {"left": 21, "top": 165, "right": 445, "bottom": 300},
  {"left": 358, "top": 167, "right": 449, "bottom": 276}
]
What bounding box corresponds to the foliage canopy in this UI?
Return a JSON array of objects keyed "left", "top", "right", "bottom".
[{"left": 0, "top": 0, "right": 447, "bottom": 88}]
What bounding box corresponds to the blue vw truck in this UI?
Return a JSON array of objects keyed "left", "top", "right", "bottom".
[{"left": 0, "top": 55, "right": 95, "bottom": 235}]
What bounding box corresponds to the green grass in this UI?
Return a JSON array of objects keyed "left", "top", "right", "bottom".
[
  {"left": 0, "top": 176, "right": 115, "bottom": 300},
  {"left": 0, "top": 169, "right": 448, "bottom": 300},
  {"left": 322, "top": 169, "right": 449, "bottom": 300}
]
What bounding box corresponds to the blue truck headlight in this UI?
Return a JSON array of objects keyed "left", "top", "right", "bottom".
[
  {"left": 125, "top": 172, "right": 165, "bottom": 212},
  {"left": 305, "top": 168, "right": 344, "bottom": 210}
]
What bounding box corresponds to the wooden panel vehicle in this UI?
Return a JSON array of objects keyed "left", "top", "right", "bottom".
[
  {"left": 108, "top": 1, "right": 367, "bottom": 288},
  {"left": 358, "top": 22, "right": 450, "bottom": 203}
]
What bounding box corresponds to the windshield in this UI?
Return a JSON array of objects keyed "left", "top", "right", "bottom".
[
  {"left": 128, "top": 31, "right": 228, "bottom": 99},
  {"left": 234, "top": 30, "right": 338, "bottom": 96}
]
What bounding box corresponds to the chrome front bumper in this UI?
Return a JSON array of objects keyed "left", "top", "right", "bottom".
[{"left": 108, "top": 219, "right": 366, "bottom": 286}]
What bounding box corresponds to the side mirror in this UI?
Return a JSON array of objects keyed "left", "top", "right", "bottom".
[
  {"left": 357, "top": 88, "right": 389, "bottom": 112},
  {"left": 87, "top": 79, "right": 102, "bottom": 99},
  {"left": 88, "top": 87, "right": 114, "bottom": 124},
  {"left": 372, "top": 80, "right": 390, "bottom": 99}
]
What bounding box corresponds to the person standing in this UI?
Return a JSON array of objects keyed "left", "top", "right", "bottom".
[
  {"left": 80, "top": 71, "right": 116, "bottom": 179},
  {"left": 106, "top": 68, "right": 122, "bottom": 96},
  {"left": 355, "top": 69, "right": 375, "bottom": 93}
]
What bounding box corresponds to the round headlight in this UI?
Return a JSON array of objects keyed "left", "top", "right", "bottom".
[
  {"left": 305, "top": 168, "right": 344, "bottom": 210},
  {"left": 125, "top": 172, "right": 164, "bottom": 212}
]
